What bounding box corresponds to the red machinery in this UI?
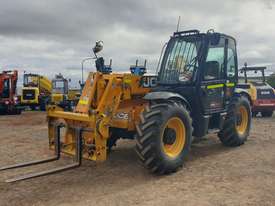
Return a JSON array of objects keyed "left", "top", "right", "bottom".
[{"left": 0, "top": 70, "right": 21, "bottom": 114}]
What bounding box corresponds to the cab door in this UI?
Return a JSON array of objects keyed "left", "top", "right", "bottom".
[
  {"left": 224, "top": 38, "right": 238, "bottom": 106},
  {"left": 200, "top": 36, "right": 227, "bottom": 114}
]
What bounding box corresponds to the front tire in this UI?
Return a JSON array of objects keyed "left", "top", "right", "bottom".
[
  {"left": 135, "top": 101, "right": 193, "bottom": 174},
  {"left": 218, "top": 96, "right": 251, "bottom": 147}
]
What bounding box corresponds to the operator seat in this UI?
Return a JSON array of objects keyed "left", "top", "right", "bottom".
[{"left": 204, "top": 61, "right": 220, "bottom": 80}]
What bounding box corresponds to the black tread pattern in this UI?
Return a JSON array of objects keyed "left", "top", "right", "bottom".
[
  {"left": 218, "top": 96, "right": 251, "bottom": 147},
  {"left": 135, "top": 101, "right": 193, "bottom": 174}
]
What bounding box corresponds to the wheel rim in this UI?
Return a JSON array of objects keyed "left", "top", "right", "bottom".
[
  {"left": 162, "top": 117, "right": 186, "bottom": 158},
  {"left": 236, "top": 105, "right": 248, "bottom": 135}
]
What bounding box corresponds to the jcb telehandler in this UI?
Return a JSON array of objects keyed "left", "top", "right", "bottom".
[{"left": 0, "top": 30, "right": 252, "bottom": 182}]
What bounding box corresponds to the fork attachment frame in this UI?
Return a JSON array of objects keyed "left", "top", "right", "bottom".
[{"left": 0, "top": 125, "right": 82, "bottom": 183}]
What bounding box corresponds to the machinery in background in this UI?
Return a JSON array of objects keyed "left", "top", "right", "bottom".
[
  {"left": 238, "top": 64, "right": 275, "bottom": 117},
  {"left": 0, "top": 70, "right": 21, "bottom": 114},
  {"left": 51, "top": 74, "right": 80, "bottom": 111},
  {"left": 0, "top": 30, "right": 252, "bottom": 183},
  {"left": 20, "top": 73, "right": 52, "bottom": 111}
]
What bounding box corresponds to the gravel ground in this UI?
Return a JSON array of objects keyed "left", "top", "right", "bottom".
[{"left": 0, "top": 111, "right": 274, "bottom": 206}]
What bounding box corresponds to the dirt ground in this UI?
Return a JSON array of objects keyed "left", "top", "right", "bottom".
[{"left": 0, "top": 112, "right": 274, "bottom": 206}]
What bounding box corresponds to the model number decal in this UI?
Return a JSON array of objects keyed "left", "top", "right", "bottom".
[{"left": 114, "top": 112, "right": 129, "bottom": 120}]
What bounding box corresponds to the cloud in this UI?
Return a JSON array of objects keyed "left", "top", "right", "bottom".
[{"left": 0, "top": 0, "right": 274, "bottom": 87}]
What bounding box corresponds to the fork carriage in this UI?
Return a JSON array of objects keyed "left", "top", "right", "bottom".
[{"left": 48, "top": 72, "right": 151, "bottom": 161}]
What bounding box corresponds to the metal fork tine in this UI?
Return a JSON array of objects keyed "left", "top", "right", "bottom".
[
  {"left": 0, "top": 125, "right": 61, "bottom": 172},
  {"left": 0, "top": 156, "right": 59, "bottom": 171},
  {"left": 5, "top": 163, "right": 80, "bottom": 183},
  {"left": 5, "top": 128, "right": 82, "bottom": 183}
]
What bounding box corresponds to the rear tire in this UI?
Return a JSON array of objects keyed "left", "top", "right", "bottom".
[
  {"left": 218, "top": 96, "right": 251, "bottom": 147},
  {"left": 135, "top": 101, "right": 193, "bottom": 174},
  {"left": 261, "top": 111, "right": 273, "bottom": 117}
]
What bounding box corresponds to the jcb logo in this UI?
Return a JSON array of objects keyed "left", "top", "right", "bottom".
[{"left": 142, "top": 76, "right": 157, "bottom": 88}]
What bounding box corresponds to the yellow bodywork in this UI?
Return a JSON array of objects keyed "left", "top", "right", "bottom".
[
  {"left": 47, "top": 72, "right": 151, "bottom": 162},
  {"left": 68, "top": 89, "right": 80, "bottom": 101},
  {"left": 38, "top": 76, "right": 52, "bottom": 93},
  {"left": 51, "top": 90, "right": 80, "bottom": 108},
  {"left": 51, "top": 93, "right": 64, "bottom": 104},
  {"left": 21, "top": 75, "right": 52, "bottom": 105},
  {"left": 246, "top": 83, "right": 257, "bottom": 101}
]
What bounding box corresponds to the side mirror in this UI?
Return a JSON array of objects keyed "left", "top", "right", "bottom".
[
  {"left": 93, "top": 41, "right": 103, "bottom": 54},
  {"left": 68, "top": 78, "right": 71, "bottom": 82}
]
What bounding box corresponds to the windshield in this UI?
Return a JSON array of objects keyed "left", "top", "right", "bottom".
[
  {"left": 24, "top": 75, "right": 38, "bottom": 86},
  {"left": 158, "top": 37, "right": 201, "bottom": 84},
  {"left": 52, "top": 80, "right": 65, "bottom": 93}
]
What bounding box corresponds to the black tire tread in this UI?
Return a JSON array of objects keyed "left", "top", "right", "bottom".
[
  {"left": 218, "top": 96, "right": 251, "bottom": 147},
  {"left": 135, "top": 100, "right": 193, "bottom": 174}
]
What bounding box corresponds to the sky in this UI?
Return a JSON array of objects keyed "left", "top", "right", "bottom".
[{"left": 0, "top": 0, "right": 274, "bottom": 87}]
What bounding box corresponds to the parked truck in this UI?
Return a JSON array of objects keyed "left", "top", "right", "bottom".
[
  {"left": 21, "top": 73, "right": 52, "bottom": 111},
  {"left": 0, "top": 70, "right": 21, "bottom": 114}
]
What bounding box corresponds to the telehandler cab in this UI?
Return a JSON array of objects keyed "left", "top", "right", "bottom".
[{"left": 0, "top": 30, "right": 251, "bottom": 182}]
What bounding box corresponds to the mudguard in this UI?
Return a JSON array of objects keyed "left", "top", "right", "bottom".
[
  {"left": 144, "top": 91, "right": 191, "bottom": 111},
  {"left": 234, "top": 88, "right": 252, "bottom": 105}
]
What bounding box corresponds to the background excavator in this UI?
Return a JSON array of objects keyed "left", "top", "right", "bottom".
[
  {"left": 20, "top": 73, "right": 52, "bottom": 111},
  {"left": 0, "top": 30, "right": 252, "bottom": 183}
]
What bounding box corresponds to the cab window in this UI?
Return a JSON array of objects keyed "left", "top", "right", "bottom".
[
  {"left": 226, "top": 39, "right": 237, "bottom": 81},
  {"left": 204, "top": 47, "right": 225, "bottom": 80},
  {"left": 2, "top": 79, "right": 10, "bottom": 98}
]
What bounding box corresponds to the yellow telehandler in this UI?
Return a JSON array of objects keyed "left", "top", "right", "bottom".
[{"left": 0, "top": 30, "right": 252, "bottom": 182}]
